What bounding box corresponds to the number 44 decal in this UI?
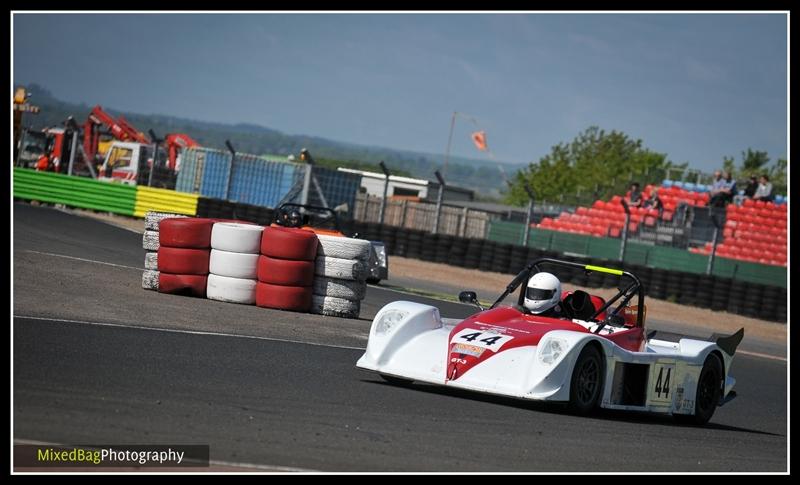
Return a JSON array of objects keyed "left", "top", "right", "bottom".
[
  {"left": 651, "top": 364, "right": 675, "bottom": 402},
  {"left": 450, "top": 329, "right": 514, "bottom": 353}
]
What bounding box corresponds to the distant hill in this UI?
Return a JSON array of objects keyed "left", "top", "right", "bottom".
[{"left": 18, "top": 83, "right": 524, "bottom": 199}]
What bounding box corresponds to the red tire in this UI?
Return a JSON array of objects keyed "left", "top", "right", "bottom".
[
  {"left": 159, "top": 218, "right": 217, "bottom": 248},
  {"left": 157, "top": 247, "right": 210, "bottom": 275},
  {"left": 158, "top": 273, "right": 208, "bottom": 297},
  {"left": 260, "top": 226, "right": 318, "bottom": 261},
  {"left": 257, "top": 255, "right": 315, "bottom": 286},
  {"left": 255, "top": 282, "right": 312, "bottom": 312}
]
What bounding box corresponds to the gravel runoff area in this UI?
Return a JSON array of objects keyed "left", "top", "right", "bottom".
[{"left": 52, "top": 204, "right": 787, "bottom": 345}]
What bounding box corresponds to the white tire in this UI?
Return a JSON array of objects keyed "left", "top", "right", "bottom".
[
  {"left": 144, "top": 251, "right": 158, "bottom": 270},
  {"left": 310, "top": 294, "right": 361, "bottom": 318},
  {"left": 145, "top": 211, "right": 187, "bottom": 231},
  {"left": 315, "top": 256, "right": 367, "bottom": 281},
  {"left": 312, "top": 276, "right": 366, "bottom": 301},
  {"left": 206, "top": 273, "right": 257, "bottom": 305},
  {"left": 316, "top": 234, "right": 371, "bottom": 261},
  {"left": 143, "top": 230, "right": 160, "bottom": 251},
  {"left": 142, "top": 270, "right": 159, "bottom": 290},
  {"left": 209, "top": 249, "right": 259, "bottom": 279},
  {"left": 211, "top": 222, "right": 264, "bottom": 253}
]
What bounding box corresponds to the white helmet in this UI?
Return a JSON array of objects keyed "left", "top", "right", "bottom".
[{"left": 524, "top": 272, "right": 562, "bottom": 314}]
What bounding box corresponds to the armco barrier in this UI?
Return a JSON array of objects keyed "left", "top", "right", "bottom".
[
  {"left": 134, "top": 186, "right": 199, "bottom": 217},
  {"left": 487, "top": 220, "right": 787, "bottom": 289},
  {"left": 13, "top": 168, "right": 137, "bottom": 216},
  {"left": 84, "top": 190, "right": 786, "bottom": 324}
]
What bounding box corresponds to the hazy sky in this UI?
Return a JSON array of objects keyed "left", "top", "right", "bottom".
[{"left": 13, "top": 12, "right": 788, "bottom": 174}]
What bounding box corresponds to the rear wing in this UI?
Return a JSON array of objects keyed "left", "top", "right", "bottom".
[{"left": 647, "top": 327, "right": 745, "bottom": 356}]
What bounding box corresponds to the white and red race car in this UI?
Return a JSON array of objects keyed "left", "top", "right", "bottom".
[{"left": 357, "top": 258, "right": 743, "bottom": 425}]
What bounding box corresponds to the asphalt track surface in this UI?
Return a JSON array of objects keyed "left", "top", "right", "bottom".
[{"left": 12, "top": 203, "right": 788, "bottom": 472}]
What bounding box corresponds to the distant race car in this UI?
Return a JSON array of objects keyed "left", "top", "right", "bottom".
[
  {"left": 274, "top": 203, "right": 388, "bottom": 283},
  {"left": 357, "top": 258, "right": 743, "bottom": 425}
]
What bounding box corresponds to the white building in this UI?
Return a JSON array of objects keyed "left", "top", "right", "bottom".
[{"left": 337, "top": 167, "right": 473, "bottom": 202}]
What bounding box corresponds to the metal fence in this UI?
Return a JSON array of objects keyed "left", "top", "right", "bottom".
[{"left": 353, "top": 194, "right": 490, "bottom": 238}]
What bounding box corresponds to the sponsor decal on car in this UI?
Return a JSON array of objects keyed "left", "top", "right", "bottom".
[{"left": 451, "top": 343, "right": 485, "bottom": 358}]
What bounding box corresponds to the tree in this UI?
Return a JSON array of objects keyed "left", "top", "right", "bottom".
[{"left": 505, "top": 126, "right": 682, "bottom": 206}]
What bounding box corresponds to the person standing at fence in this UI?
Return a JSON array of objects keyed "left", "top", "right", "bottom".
[{"left": 35, "top": 152, "right": 50, "bottom": 172}]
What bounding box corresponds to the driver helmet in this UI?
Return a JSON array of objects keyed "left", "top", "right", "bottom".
[
  {"left": 287, "top": 210, "right": 302, "bottom": 227},
  {"left": 524, "top": 272, "right": 562, "bottom": 314}
]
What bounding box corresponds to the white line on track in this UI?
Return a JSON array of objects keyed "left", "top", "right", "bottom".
[
  {"left": 13, "top": 315, "right": 367, "bottom": 351},
  {"left": 20, "top": 250, "right": 142, "bottom": 271},
  {"left": 736, "top": 349, "right": 787, "bottom": 362},
  {"left": 12, "top": 439, "right": 315, "bottom": 472}
]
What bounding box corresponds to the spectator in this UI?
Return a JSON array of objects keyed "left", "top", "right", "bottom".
[
  {"left": 710, "top": 170, "right": 736, "bottom": 207},
  {"left": 753, "top": 174, "right": 774, "bottom": 202},
  {"left": 625, "top": 182, "right": 644, "bottom": 208},
  {"left": 644, "top": 188, "right": 664, "bottom": 216},
  {"left": 743, "top": 175, "right": 759, "bottom": 198}
]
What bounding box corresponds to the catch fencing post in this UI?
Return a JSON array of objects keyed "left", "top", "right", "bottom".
[
  {"left": 224, "top": 140, "right": 236, "bottom": 200},
  {"left": 65, "top": 117, "right": 79, "bottom": 176},
  {"left": 378, "top": 161, "right": 390, "bottom": 225},
  {"left": 522, "top": 184, "right": 535, "bottom": 247},
  {"left": 148, "top": 129, "right": 162, "bottom": 187},
  {"left": 432, "top": 170, "right": 446, "bottom": 234},
  {"left": 706, "top": 209, "right": 724, "bottom": 275},
  {"left": 619, "top": 198, "right": 631, "bottom": 262}
]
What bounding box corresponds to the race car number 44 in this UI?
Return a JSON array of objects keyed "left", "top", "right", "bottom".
[{"left": 450, "top": 328, "right": 514, "bottom": 353}]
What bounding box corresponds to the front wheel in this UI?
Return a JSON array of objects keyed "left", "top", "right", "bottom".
[
  {"left": 675, "top": 354, "right": 723, "bottom": 425},
  {"left": 366, "top": 277, "right": 381, "bottom": 285},
  {"left": 567, "top": 344, "right": 604, "bottom": 415}
]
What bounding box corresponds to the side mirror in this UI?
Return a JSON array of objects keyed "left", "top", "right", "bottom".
[{"left": 459, "top": 291, "right": 483, "bottom": 311}]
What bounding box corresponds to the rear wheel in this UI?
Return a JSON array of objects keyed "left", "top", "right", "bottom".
[
  {"left": 380, "top": 374, "right": 413, "bottom": 386},
  {"left": 675, "top": 354, "right": 723, "bottom": 425},
  {"left": 568, "top": 344, "right": 604, "bottom": 415}
]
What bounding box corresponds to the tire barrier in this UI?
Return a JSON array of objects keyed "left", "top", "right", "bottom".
[
  {"left": 379, "top": 225, "right": 397, "bottom": 256},
  {"left": 315, "top": 234, "right": 371, "bottom": 260},
  {"left": 211, "top": 222, "right": 264, "bottom": 254},
  {"left": 142, "top": 269, "right": 159, "bottom": 290},
  {"left": 159, "top": 273, "right": 209, "bottom": 297},
  {"left": 206, "top": 273, "right": 257, "bottom": 304},
  {"left": 159, "top": 218, "right": 217, "bottom": 249},
  {"left": 405, "top": 229, "right": 424, "bottom": 259},
  {"left": 436, "top": 235, "right": 454, "bottom": 264},
  {"left": 256, "top": 226, "right": 316, "bottom": 312},
  {"left": 144, "top": 251, "right": 158, "bottom": 270},
  {"left": 157, "top": 247, "right": 211, "bottom": 275},
  {"left": 260, "top": 226, "right": 319, "bottom": 261},
  {"left": 14, "top": 168, "right": 137, "bottom": 216},
  {"left": 209, "top": 249, "right": 260, "bottom": 279},
  {"left": 255, "top": 282, "right": 313, "bottom": 311},
  {"left": 142, "top": 230, "right": 160, "bottom": 251},
  {"left": 310, "top": 294, "right": 361, "bottom": 319},
  {"left": 421, "top": 233, "right": 438, "bottom": 262},
  {"left": 313, "top": 276, "right": 367, "bottom": 301},
  {"left": 145, "top": 211, "right": 188, "bottom": 231},
  {"left": 257, "top": 255, "right": 315, "bottom": 286},
  {"left": 311, "top": 235, "right": 369, "bottom": 319}
]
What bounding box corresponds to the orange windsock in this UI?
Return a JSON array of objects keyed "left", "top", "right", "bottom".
[{"left": 471, "top": 131, "right": 487, "bottom": 151}]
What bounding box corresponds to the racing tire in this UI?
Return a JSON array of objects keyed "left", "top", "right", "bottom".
[
  {"left": 257, "top": 255, "right": 315, "bottom": 286},
  {"left": 157, "top": 247, "right": 211, "bottom": 275},
  {"left": 366, "top": 277, "right": 381, "bottom": 285},
  {"left": 255, "top": 282, "right": 312, "bottom": 312},
  {"left": 675, "top": 354, "right": 723, "bottom": 426},
  {"left": 380, "top": 374, "right": 414, "bottom": 386},
  {"left": 145, "top": 211, "right": 187, "bottom": 231},
  {"left": 209, "top": 249, "right": 259, "bottom": 279},
  {"left": 315, "top": 256, "right": 367, "bottom": 282},
  {"left": 313, "top": 276, "right": 367, "bottom": 301},
  {"left": 310, "top": 294, "right": 361, "bottom": 319},
  {"left": 260, "top": 226, "right": 319, "bottom": 261},
  {"left": 142, "top": 230, "right": 160, "bottom": 251},
  {"left": 159, "top": 218, "right": 217, "bottom": 248},
  {"left": 316, "top": 234, "right": 371, "bottom": 261},
  {"left": 158, "top": 273, "right": 208, "bottom": 298},
  {"left": 210, "top": 222, "right": 265, "bottom": 253},
  {"left": 206, "top": 273, "right": 257, "bottom": 305},
  {"left": 142, "top": 269, "right": 159, "bottom": 290},
  {"left": 567, "top": 344, "right": 604, "bottom": 415},
  {"left": 144, "top": 251, "right": 158, "bottom": 270}
]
